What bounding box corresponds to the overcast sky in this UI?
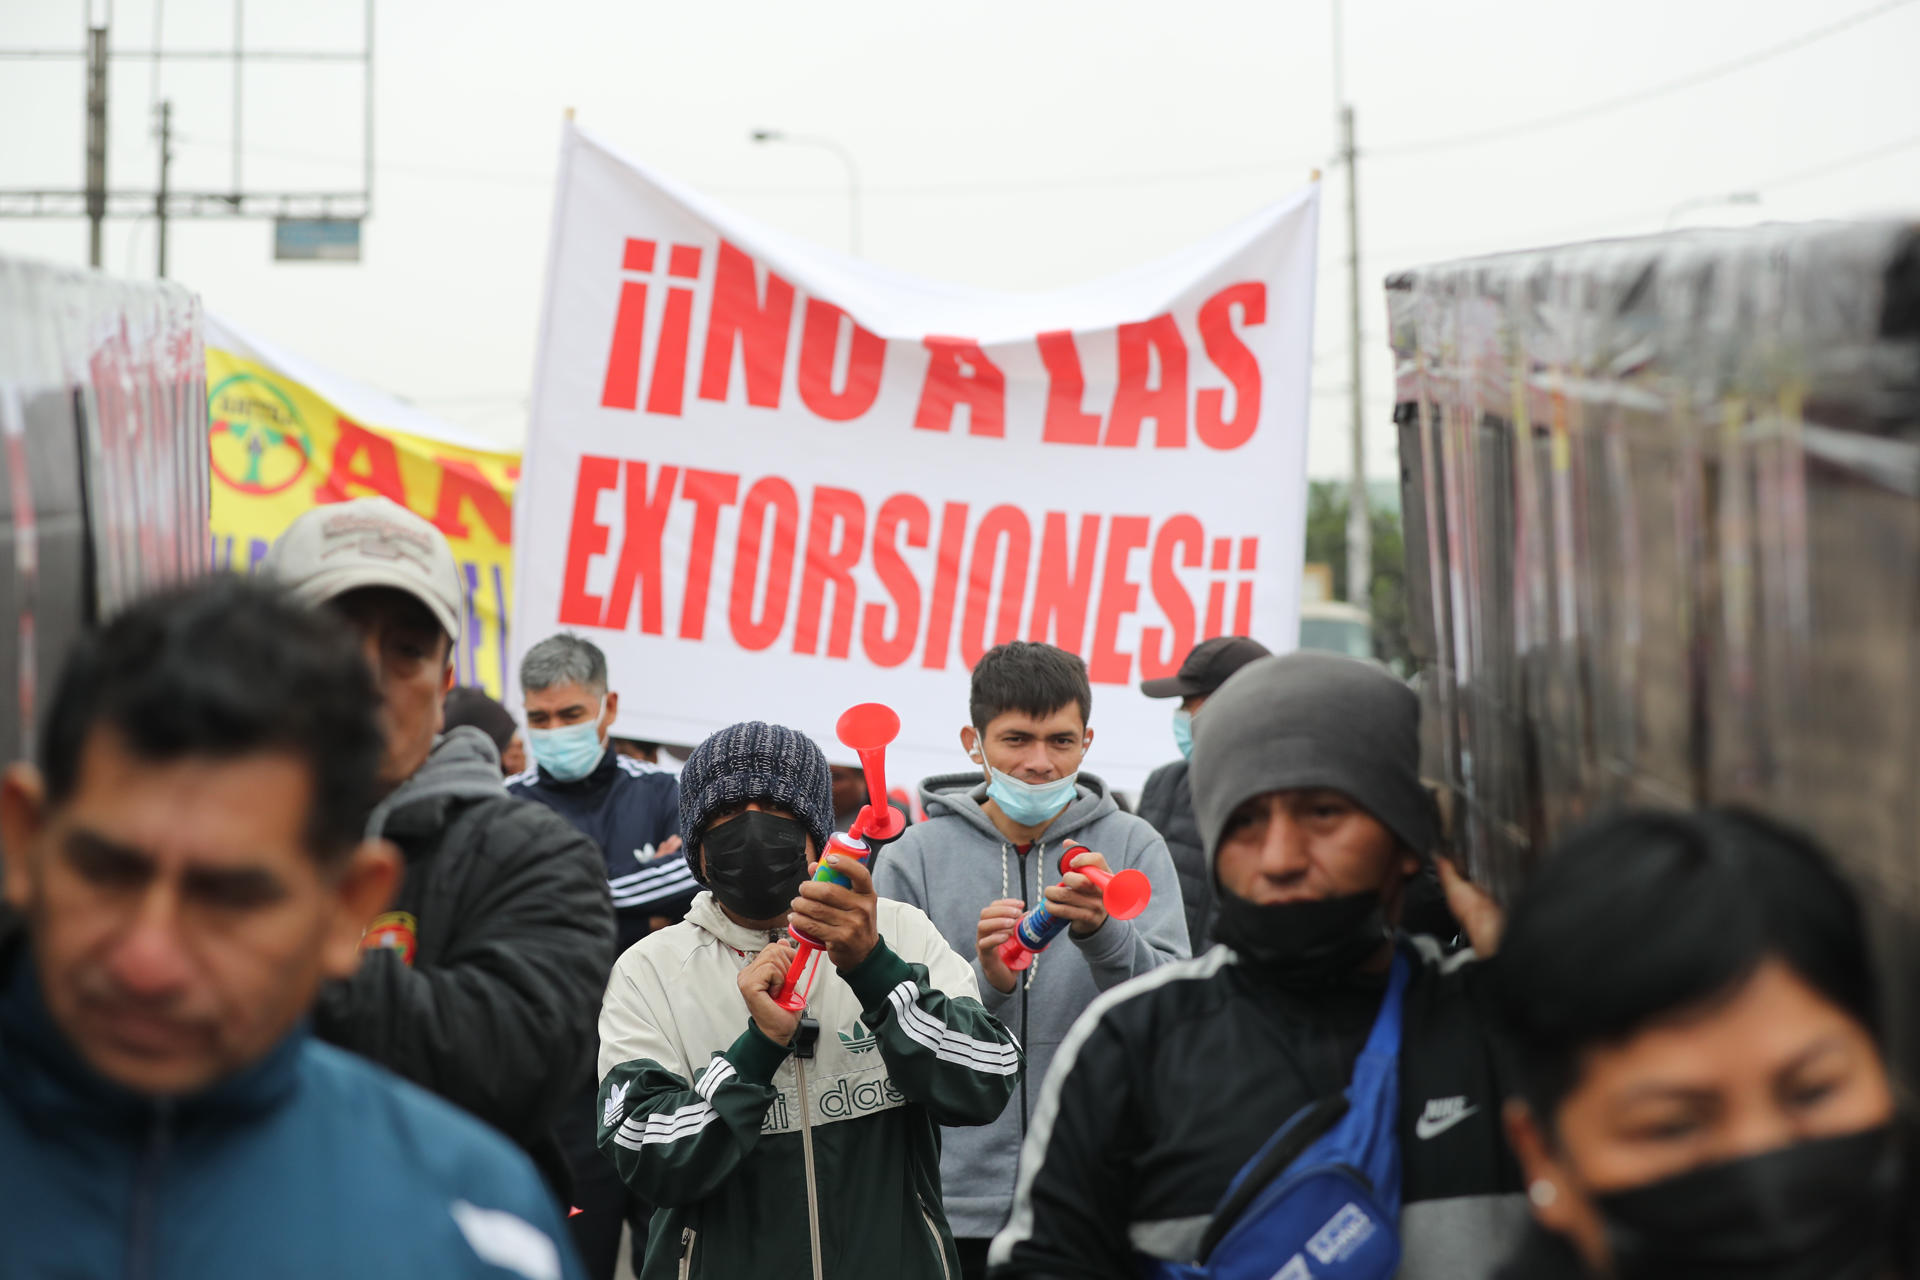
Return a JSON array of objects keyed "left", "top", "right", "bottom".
[{"left": 4, "top": 0, "right": 1917, "bottom": 477}]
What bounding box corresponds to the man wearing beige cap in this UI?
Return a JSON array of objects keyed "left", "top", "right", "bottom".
[{"left": 266, "top": 496, "right": 616, "bottom": 1204}]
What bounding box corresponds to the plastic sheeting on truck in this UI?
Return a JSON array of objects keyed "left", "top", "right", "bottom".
[
  {"left": 1390, "top": 220, "right": 1920, "bottom": 1073},
  {"left": 0, "top": 256, "right": 209, "bottom": 761}
]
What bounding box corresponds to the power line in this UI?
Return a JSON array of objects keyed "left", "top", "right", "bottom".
[
  {"left": 1754, "top": 131, "right": 1920, "bottom": 193},
  {"left": 176, "top": 0, "right": 1913, "bottom": 206},
  {"left": 1367, "top": 0, "right": 1916, "bottom": 159},
  {"left": 173, "top": 135, "right": 544, "bottom": 189},
  {"left": 814, "top": 160, "right": 1322, "bottom": 197},
  {"left": 173, "top": 133, "right": 1324, "bottom": 198},
  {"left": 19, "top": 1, "right": 1916, "bottom": 208},
  {"left": 1368, "top": 130, "right": 1920, "bottom": 265},
  {"left": 164, "top": 127, "right": 1920, "bottom": 281}
]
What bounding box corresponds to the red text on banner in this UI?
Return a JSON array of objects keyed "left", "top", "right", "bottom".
[{"left": 556, "top": 455, "right": 1259, "bottom": 686}]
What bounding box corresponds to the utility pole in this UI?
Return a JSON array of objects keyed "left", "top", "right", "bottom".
[
  {"left": 232, "top": 0, "right": 243, "bottom": 197},
  {"left": 2, "top": 4, "right": 376, "bottom": 271},
  {"left": 1341, "top": 105, "right": 1370, "bottom": 611},
  {"left": 155, "top": 101, "right": 173, "bottom": 278},
  {"left": 84, "top": 24, "right": 108, "bottom": 268}
]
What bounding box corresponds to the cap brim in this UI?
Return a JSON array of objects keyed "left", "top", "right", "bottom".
[
  {"left": 287, "top": 565, "right": 461, "bottom": 642},
  {"left": 1139, "top": 675, "right": 1202, "bottom": 699}
]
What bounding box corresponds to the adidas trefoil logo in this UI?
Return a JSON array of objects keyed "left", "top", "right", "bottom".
[
  {"left": 838, "top": 1024, "right": 879, "bottom": 1055},
  {"left": 603, "top": 1080, "right": 630, "bottom": 1128}
]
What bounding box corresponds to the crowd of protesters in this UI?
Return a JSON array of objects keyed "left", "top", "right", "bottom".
[{"left": 0, "top": 495, "right": 1910, "bottom": 1279}]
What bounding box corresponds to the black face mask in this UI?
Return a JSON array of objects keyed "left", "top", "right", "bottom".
[
  {"left": 1598, "top": 1123, "right": 1904, "bottom": 1280},
  {"left": 1211, "top": 888, "right": 1389, "bottom": 984},
  {"left": 700, "top": 811, "right": 811, "bottom": 922}
]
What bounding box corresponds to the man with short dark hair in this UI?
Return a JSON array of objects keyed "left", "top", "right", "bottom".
[
  {"left": 0, "top": 577, "right": 584, "bottom": 1278},
  {"left": 1137, "top": 635, "right": 1271, "bottom": 948},
  {"left": 597, "top": 721, "right": 1021, "bottom": 1279},
  {"left": 445, "top": 686, "right": 525, "bottom": 777},
  {"left": 510, "top": 632, "right": 691, "bottom": 1279},
  {"left": 875, "top": 640, "right": 1189, "bottom": 1279},
  {"left": 265, "top": 496, "right": 616, "bottom": 1198},
  {"left": 990, "top": 651, "right": 1521, "bottom": 1279}
]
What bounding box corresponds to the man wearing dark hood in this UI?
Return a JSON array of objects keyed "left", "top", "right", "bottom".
[{"left": 989, "top": 651, "right": 1525, "bottom": 1279}]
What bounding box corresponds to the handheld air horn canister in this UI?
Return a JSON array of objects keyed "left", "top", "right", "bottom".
[
  {"left": 996, "top": 840, "right": 1153, "bottom": 973},
  {"left": 772, "top": 829, "right": 870, "bottom": 1014},
  {"left": 772, "top": 703, "right": 904, "bottom": 1013}
]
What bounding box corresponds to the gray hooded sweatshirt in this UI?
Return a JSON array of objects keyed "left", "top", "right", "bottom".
[{"left": 874, "top": 770, "right": 1190, "bottom": 1240}]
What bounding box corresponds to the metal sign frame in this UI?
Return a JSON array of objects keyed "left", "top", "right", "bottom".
[{"left": 0, "top": 0, "right": 375, "bottom": 271}]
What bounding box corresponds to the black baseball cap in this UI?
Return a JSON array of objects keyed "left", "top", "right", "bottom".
[{"left": 1139, "top": 635, "right": 1273, "bottom": 699}]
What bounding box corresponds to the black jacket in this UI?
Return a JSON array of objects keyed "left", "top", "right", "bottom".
[
  {"left": 1137, "top": 759, "right": 1211, "bottom": 948},
  {"left": 989, "top": 938, "right": 1527, "bottom": 1280},
  {"left": 509, "top": 748, "right": 692, "bottom": 955},
  {"left": 313, "top": 728, "right": 616, "bottom": 1193}
]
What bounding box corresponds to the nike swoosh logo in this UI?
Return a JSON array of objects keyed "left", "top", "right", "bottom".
[{"left": 1415, "top": 1104, "right": 1479, "bottom": 1140}]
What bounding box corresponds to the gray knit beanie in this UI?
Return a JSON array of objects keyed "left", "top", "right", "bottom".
[
  {"left": 679, "top": 721, "right": 834, "bottom": 883},
  {"left": 1189, "top": 651, "right": 1434, "bottom": 864}
]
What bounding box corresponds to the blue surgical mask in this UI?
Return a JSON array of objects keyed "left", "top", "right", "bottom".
[
  {"left": 985, "top": 765, "right": 1079, "bottom": 827},
  {"left": 528, "top": 704, "right": 606, "bottom": 782},
  {"left": 1172, "top": 707, "right": 1195, "bottom": 759}
]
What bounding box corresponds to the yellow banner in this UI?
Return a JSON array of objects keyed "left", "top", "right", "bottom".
[{"left": 207, "top": 348, "right": 520, "bottom": 697}]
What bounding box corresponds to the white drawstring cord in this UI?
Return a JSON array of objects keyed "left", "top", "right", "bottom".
[
  {"left": 797, "top": 1053, "right": 825, "bottom": 1280},
  {"left": 1001, "top": 840, "right": 1039, "bottom": 988}
]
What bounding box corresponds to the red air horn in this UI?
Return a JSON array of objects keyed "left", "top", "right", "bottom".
[
  {"left": 773, "top": 703, "right": 904, "bottom": 1012},
  {"left": 839, "top": 702, "right": 907, "bottom": 843},
  {"left": 997, "top": 841, "right": 1152, "bottom": 972}
]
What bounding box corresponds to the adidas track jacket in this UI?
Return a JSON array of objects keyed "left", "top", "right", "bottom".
[{"left": 598, "top": 892, "right": 1023, "bottom": 1280}]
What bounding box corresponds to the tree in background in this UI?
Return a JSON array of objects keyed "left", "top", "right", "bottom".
[{"left": 1303, "top": 480, "right": 1412, "bottom": 671}]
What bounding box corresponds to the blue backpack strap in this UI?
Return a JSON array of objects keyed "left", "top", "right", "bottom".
[
  {"left": 1192, "top": 947, "right": 1414, "bottom": 1265},
  {"left": 1340, "top": 946, "right": 1411, "bottom": 1212},
  {"left": 1198, "top": 1095, "right": 1352, "bottom": 1259}
]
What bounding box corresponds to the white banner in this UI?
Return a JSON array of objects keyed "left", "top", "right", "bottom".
[{"left": 516, "top": 123, "right": 1318, "bottom": 796}]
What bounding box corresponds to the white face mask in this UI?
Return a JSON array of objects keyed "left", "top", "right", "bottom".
[
  {"left": 526, "top": 699, "right": 606, "bottom": 781},
  {"left": 983, "top": 766, "right": 1079, "bottom": 826}
]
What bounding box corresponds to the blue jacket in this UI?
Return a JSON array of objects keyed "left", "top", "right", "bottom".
[
  {"left": 509, "top": 749, "right": 693, "bottom": 954},
  {"left": 0, "top": 951, "right": 586, "bottom": 1280}
]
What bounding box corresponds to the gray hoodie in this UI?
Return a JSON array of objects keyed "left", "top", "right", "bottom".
[
  {"left": 874, "top": 770, "right": 1190, "bottom": 1240},
  {"left": 364, "top": 725, "right": 509, "bottom": 839}
]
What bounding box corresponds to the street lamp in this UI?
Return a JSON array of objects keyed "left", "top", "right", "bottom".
[
  {"left": 1666, "top": 191, "right": 1762, "bottom": 229},
  {"left": 750, "top": 128, "right": 862, "bottom": 257}
]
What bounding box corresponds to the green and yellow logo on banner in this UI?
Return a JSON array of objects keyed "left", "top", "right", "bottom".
[{"left": 208, "top": 348, "right": 520, "bottom": 698}]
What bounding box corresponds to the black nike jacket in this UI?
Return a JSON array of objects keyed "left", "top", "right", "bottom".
[{"left": 989, "top": 937, "right": 1528, "bottom": 1280}]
